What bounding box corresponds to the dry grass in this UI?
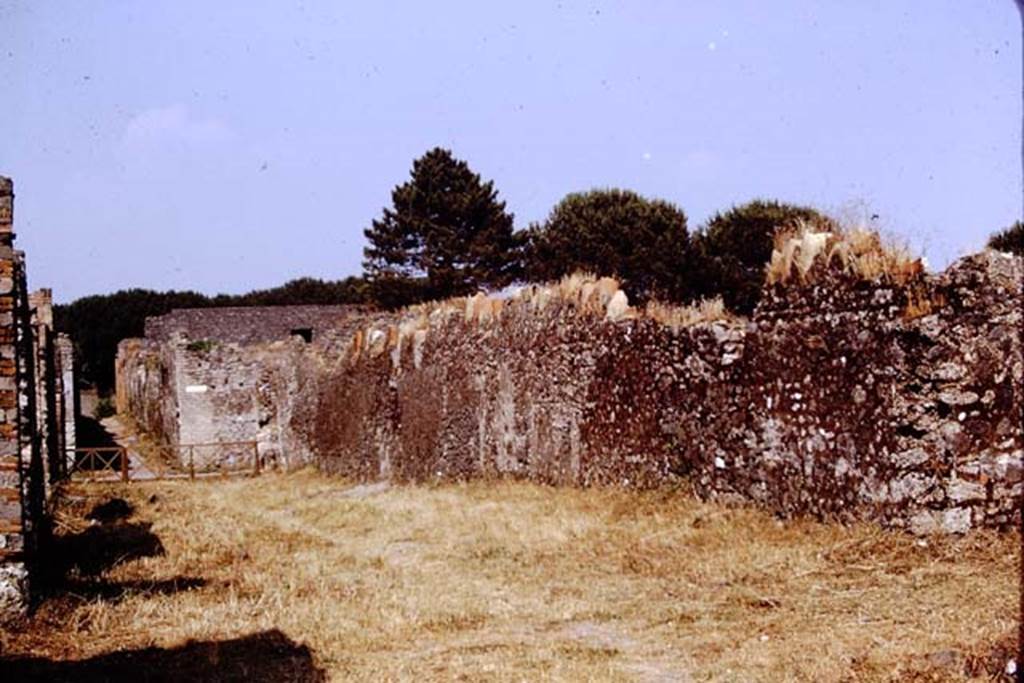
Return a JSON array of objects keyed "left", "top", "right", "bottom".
[
  {"left": 644, "top": 297, "right": 736, "bottom": 330},
  {"left": 8, "top": 472, "right": 1015, "bottom": 681},
  {"left": 902, "top": 287, "right": 949, "bottom": 321},
  {"left": 767, "top": 220, "right": 924, "bottom": 286}
]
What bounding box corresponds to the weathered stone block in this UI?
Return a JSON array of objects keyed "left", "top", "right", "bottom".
[
  {"left": 0, "top": 562, "right": 27, "bottom": 621},
  {"left": 947, "top": 478, "right": 986, "bottom": 504}
]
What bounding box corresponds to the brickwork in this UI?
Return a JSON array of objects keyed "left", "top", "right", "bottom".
[
  {"left": 0, "top": 176, "right": 29, "bottom": 618},
  {"left": 0, "top": 177, "right": 77, "bottom": 621}
]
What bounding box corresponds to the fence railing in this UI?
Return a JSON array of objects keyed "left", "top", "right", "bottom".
[
  {"left": 67, "top": 447, "right": 130, "bottom": 482},
  {"left": 66, "top": 441, "right": 261, "bottom": 483}
]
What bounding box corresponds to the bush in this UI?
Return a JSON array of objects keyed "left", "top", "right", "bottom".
[
  {"left": 94, "top": 396, "right": 116, "bottom": 420},
  {"left": 185, "top": 339, "right": 217, "bottom": 354}
]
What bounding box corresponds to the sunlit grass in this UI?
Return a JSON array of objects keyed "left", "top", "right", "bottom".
[{"left": 4, "top": 471, "right": 1016, "bottom": 681}]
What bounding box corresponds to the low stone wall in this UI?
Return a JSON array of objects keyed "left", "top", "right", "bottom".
[{"left": 309, "top": 251, "right": 1022, "bottom": 534}]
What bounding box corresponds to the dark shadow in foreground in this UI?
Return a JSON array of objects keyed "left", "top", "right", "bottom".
[
  {"left": 51, "top": 521, "right": 165, "bottom": 577},
  {"left": 57, "top": 576, "right": 207, "bottom": 603},
  {"left": 2, "top": 629, "right": 327, "bottom": 682},
  {"left": 85, "top": 497, "right": 134, "bottom": 524}
]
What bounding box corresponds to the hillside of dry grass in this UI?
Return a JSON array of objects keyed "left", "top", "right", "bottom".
[{"left": 1, "top": 472, "right": 1017, "bottom": 682}]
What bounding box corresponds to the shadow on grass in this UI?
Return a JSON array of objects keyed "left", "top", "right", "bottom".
[
  {"left": 85, "top": 497, "right": 134, "bottom": 524},
  {"left": 58, "top": 576, "right": 208, "bottom": 603},
  {"left": 52, "top": 521, "right": 165, "bottom": 577},
  {"left": 1, "top": 629, "right": 327, "bottom": 682}
]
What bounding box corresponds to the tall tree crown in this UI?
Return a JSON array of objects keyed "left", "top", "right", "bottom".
[
  {"left": 363, "top": 148, "right": 521, "bottom": 305},
  {"left": 524, "top": 188, "right": 691, "bottom": 303},
  {"left": 691, "top": 199, "right": 831, "bottom": 314}
]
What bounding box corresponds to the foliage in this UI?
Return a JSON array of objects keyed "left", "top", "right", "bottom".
[
  {"left": 691, "top": 200, "right": 831, "bottom": 314},
  {"left": 185, "top": 339, "right": 218, "bottom": 354},
  {"left": 93, "top": 396, "right": 116, "bottom": 420},
  {"left": 208, "top": 276, "right": 371, "bottom": 307},
  {"left": 524, "top": 189, "right": 692, "bottom": 303},
  {"left": 987, "top": 221, "right": 1024, "bottom": 255},
  {"left": 363, "top": 147, "right": 524, "bottom": 306},
  {"left": 54, "top": 289, "right": 211, "bottom": 393}
]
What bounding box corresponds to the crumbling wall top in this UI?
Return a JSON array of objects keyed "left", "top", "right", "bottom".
[{"left": 144, "top": 304, "right": 366, "bottom": 345}]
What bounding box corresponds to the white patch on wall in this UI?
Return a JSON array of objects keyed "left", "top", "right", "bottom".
[{"left": 185, "top": 384, "right": 209, "bottom": 394}]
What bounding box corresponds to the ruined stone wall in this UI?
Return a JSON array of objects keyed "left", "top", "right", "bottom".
[
  {"left": 308, "top": 251, "right": 1022, "bottom": 534},
  {"left": 116, "top": 338, "right": 181, "bottom": 447},
  {"left": 116, "top": 312, "right": 377, "bottom": 470},
  {"left": 115, "top": 244, "right": 1023, "bottom": 534},
  {"left": 29, "top": 289, "right": 65, "bottom": 491},
  {"left": 144, "top": 305, "right": 363, "bottom": 344}
]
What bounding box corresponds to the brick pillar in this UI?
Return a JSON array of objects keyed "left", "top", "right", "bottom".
[
  {"left": 29, "top": 289, "right": 61, "bottom": 487},
  {"left": 0, "top": 176, "right": 28, "bottom": 620}
]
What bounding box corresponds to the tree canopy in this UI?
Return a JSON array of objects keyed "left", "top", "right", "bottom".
[
  {"left": 690, "top": 200, "right": 831, "bottom": 314},
  {"left": 987, "top": 221, "right": 1024, "bottom": 256},
  {"left": 524, "top": 189, "right": 692, "bottom": 303},
  {"left": 363, "top": 148, "right": 523, "bottom": 306}
]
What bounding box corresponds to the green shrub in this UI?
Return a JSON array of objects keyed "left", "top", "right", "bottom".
[
  {"left": 186, "top": 339, "right": 217, "bottom": 354},
  {"left": 94, "top": 396, "right": 116, "bottom": 420}
]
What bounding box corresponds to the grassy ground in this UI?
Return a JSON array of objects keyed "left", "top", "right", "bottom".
[{"left": 0, "top": 471, "right": 1017, "bottom": 682}]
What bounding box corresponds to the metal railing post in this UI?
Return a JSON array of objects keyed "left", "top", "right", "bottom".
[{"left": 188, "top": 445, "right": 195, "bottom": 481}]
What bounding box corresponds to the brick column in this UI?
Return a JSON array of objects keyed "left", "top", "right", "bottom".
[
  {"left": 30, "top": 289, "right": 61, "bottom": 487},
  {"left": 0, "top": 176, "right": 28, "bottom": 619}
]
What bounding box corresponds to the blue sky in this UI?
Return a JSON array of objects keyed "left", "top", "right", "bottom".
[{"left": 0, "top": 1, "right": 1020, "bottom": 302}]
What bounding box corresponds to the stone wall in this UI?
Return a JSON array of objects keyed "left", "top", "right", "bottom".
[
  {"left": 0, "top": 177, "right": 78, "bottom": 621},
  {"left": 56, "top": 333, "right": 77, "bottom": 464},
  {"left": 307, "top": 251, "right": 1021, "bottom": 534},
  {"left": 144, "top": 305, "right": 363, "bottom": 344},
  {"left": 116, "top": 310, "right": 375, "bottom": 470},
  {"left": 116, "top": 244, "right": 1023, "bottom": 535}
]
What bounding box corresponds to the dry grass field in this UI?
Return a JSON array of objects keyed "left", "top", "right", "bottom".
[{"left": 0, "top": 471, "right": 1017, "bottom": 682}]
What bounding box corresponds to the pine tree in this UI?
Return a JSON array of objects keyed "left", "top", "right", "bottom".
[
  {"left": 691, "top": 200, "right": 832, "bottom": 314},
  {"left": 363, "top": 148, "right": 522, "bottom": 306},
  {"left": 524, "top": 189, "right": 692, "bottom": 304}
]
